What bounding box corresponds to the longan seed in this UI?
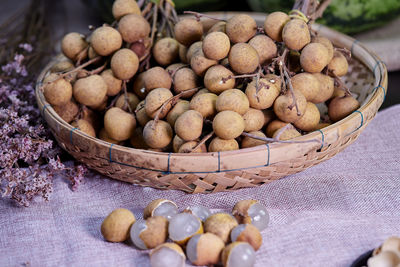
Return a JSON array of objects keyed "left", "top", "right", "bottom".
[
  {"left": 186, "top": 41, "right": 203, "bottom": 63},
  {"left": 130, "top": 127, "right": 148, "bottom": 149},
  {"left": 99, "top": 128, "right": 120, "bottom": 144},
  {"left": 241, "top": 131, "right": 267, "bottom": 148},
  {"left": 53, "top": 100, "right": 79, "bottom": 123},
  {"left": 118, "top": 14, "right": 150, "bottom": 43},
  {"left": 273, "top": 90, "right": 307, "bottom": 123},
  {"left": 61, "top": 32, "right": 88, "bottom": 61},
  {"left": 312, "top": 36, "right": 334, "bottom": 63},
  {"left": 202, "top": 32, "right": 230, "bottom": 60},
  {"left": 273, "top": 127, "right": 301, "bottom": 141},
  {"left": 226, "top": 14, "right": 257, "bottom": 43},
  {"left": 112, "top": 0, "right": 140, "bottom": 20},
  {"left": 144, "top": 67, "right": 172, "bottom": 92},
  {"left": 111, "top": 48, "right": 139, "bottom": 80},
  {"left": 213, "top": 110, "right": 245, "bottom": 140},
  {"left": 311, "top": 73, "right": 334, "bottom": 103},
  {"left": 174, "top": 18, "right": 203, "bottom": 46},
  {"left": 167, "top": 100, "right": 190, "bottom": 128},
  {"left": 143, "top": 120, "right": 173, "bottom": 149},
  {"left": 73, "top": 75, "right": 107, "bottom": 106},
  {"left": 71, "top": 119, "right": 96, "bottom": 138},
  {"left": 153, "top": 37, "right": 179, "bottom": 66},
  {"left": 243, "top": 108, "right": 265, "bottom": 132},
  {"left": 179, "top": 44, "right": 188, "bottom": 63},
  {"left": 115, "top": 92, "right": 140, "bottom": 112},
  {"left": 144, "top": 88, "right": 174, "bottom": 119},
  {"left": 228, "top": 43, "right": 259, "bottom": 74},
  {"left": 328, "top": 96, "right": 360, "bottom": 122},
  {"left": 43, "top": 77, "right": 72, "bottom": 106},
  {"left": 216, "top": 89, "right": 250, "bottom": 115},
  {"left": 266, "top": 119, "right": 288, "bottom": 137},
  {"left": 300, "top": 43, "right": 329, "bottom": 73},
  {"left": 132, "top": 72, "right": 147, "bottom": 99},
  {"left": 189, "top": 93, "right": 218, "bottom": 118},
  {"left": 282, "top": 19, "right": 310, "bottom": 51},
  {"left": 291, "top": 73, "right": 320, "bottom": 102},
  {"left": 248, "top": 35, "right": 277, "bottom": 64},
  {"left": 245, "top": 78, "right": 280, "bottom": 109},
  {"left": 104, "top": 107, "right": 136, "bottom": 141},
  {"left": 173, "top": 68, "right": 199, "bottom": 96},
  {"left": 264, "top": 11, "right": 289, "bottom": 42},
  {"left": 294, "top": 102, "right": 320, "bottom": 131},
  {"left": 204, "top": 65, "right": 235, "bottom": 94},
  {"left": 101, "top": 69, "right": 122, "bottom": 96},
  {"left": 175, "top": 110, "right": 203, "bottom": 141},
  {"left": 190, "top": 50, "right": 218, "bottom": 77},
  {"left": 208, "top": 21, "right": 226, "bottom": 33},
  {"left": 50, "top": 60, "right": 74, "bottom": 73},
  {"left": 178, "top": 141, "right": 207, "bottom": 153},
  {"left": 328, "top": 51, "right": 349, "bottom": 77},
  {"left": 91, "top": 26, "right": 122, "bottom": 56},
  {"left": 208, "top": 137, "right": 239, "bottom": 152},
  {"left": 172, "top": 135, "right": 186, "bottom": 153},
  {"left": 135, "top": 101, "right": 151, "bottom": 126}
]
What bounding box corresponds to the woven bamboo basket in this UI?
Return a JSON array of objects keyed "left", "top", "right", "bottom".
[{"left": 35, "top": 13, "right": 387, "bottom": 193}]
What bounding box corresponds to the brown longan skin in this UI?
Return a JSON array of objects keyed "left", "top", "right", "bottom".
[
  {"left": 101, "top": 69, "right": 122, "bottom": 96},
  {"left": 234, "top": 224, "right": 262, "bottom": 251},
  {"left": 248, "top": 35, "right": 277, "bottom": 64},
  {"left": 208, "top": 21, "right": 226, "bottom": 33},
  {"left": 43, "top": 77, "right": 72, "bottom": 106},
  {"left": 175, "top": 110, "right": 203, "bottom": 141},
  {"left": 300, "top": 43, "right": 329, "bottom": 73},
  {"left": 101, "top": 208, "right": 136, "bottom": 243},
  {"left": 167, "top": 100, "right": 190, "bottom": 128},
  {"left": 88, "top": 94, "right": 108, "bottom": 111},
  {"left": 213, "top": 110, "right": 245, "bottom": 140},
  {"left": 273, "top": 90, "right": 307, "bottom": 123},
  {"left": 208, "top": 137, "right": 239, "bottom": 152},
  {"left": 204, "top": 213, "right": 238, "bottom": 244},
  {"left": 111, "top": 48, "right": 139, "bottom": 80},
  {"left": 189, "top": 93, "right": 218, "bottom": 118},
  {"left": 71, "top": 119, "right": 96, "bottom": 138},
  {"left": 53, "top": 100, "right": 79, "bottom": 123},
  {"left": 135, "top": 101, "right": 151, "bottom": 127},
  {"left": 241, "top": 131, "right": 268, "bottom": 148},
  {"left": 140, "top": 216, "right": 169, "bottom": 249},
  {"left": 204, "top": 65, "right": 235, "bottom": 94},
  {"left": 115, "top": 92, "right": 140, "bottom": 112},
  {"left": 273, "top": 127, "right": 301, "bottom": 141},
  {"left": 99, "top": 128, "right": 121, "bottom": 145},
  {"left": 130, "top": 127, "right": 149, "bottom": 149},
  {"left": 144, "top": 67, "right": 172, "bottom": 92},
  {"left": 178, "top": 44, "right": 188, "bottom": 63},
  {"left": 144, "top": 88, "right": 174, "bottom": 119},
  {"left": 73, "top": 75, "right": 107, "bottom": 106},
  {"left": 88, "top": 46, "right": 98, "bottom": 59},
  {"left": 328, "top": 51, "right": 349, "bottom": 77},
  {"left": 291, "top": 73, "right": 320, "bottom": 102},
  {"left": 166, "top": 63, "right": 186, "bottom": 73},
  {"left": 264, "top": 12, "right": 289, "bottom": 42},
  {"left": 186, "top": 41, "right": 203, "bottom": 63},
  {"left": 226, "top": 14, "right": 257, "bottom": 43},
  {"left": 173, "top": 68, "right": 199, "bottom": 96},
  {"left": 153, "top": 38, "right": 180, "bottom": 66},
  {"left": 61, "top": 32, "right": 88, "bottom": 61},
  {"left": 262, "top": 109, "right": 275, "bottom": 127},
  {"left": 332, "top": 86, "right": 346, "bottom": 99},
  {"left": 112, "top": 0, "right": 141, "bottom": 20},
  {"left": 174, "top": 18, "right": 203, "bottom": 46},
  {"left": 282, "top": 19, "right": 310, "bottom": 51},
  {"left": 311, "top": 73, "right": 334, "bottom": 104},
  {"left": 172, "top": 135, "right": 186, "bottom": 153},
  {"left": 91, "top": 26, "right": 122, "bottom": 56},
  {"left": 294, "top": 102, "right": 321, "bottom": 132},
  {"left": 132, "top": 73, "right": 147, "bottom": 99},
  {"left": 202, "top": 32, "right": 230, "bottom": 60},
  {"left": 228, "top": 43, "right": 259, "bottom": 74},
  {"left": 266, "top": 119, "right": 288, "bottom": 137},
  {"left": 50, "top": 60, "right": 74, "bottom": 73},
  {"left": 243, "top": 108, "right": 265, "bottom": 132},
  {"left": 190, "top": 50, "right": 218, "bottom": 77},
  {"left": 312, "top": 36, "right": 334, "bottom": 63},
  {"left": 143, "top": 120, "right": 173, "bottom": 149},
  {"left": 104, "top": 107, "right": 136, "bottom": 141},
  {"left": 216, "top": 89, "right": 250, "bottom": 115},
  {"left": 118, "top": 14, "right": 150, "bottom": 43},
  {"left": 328, "top": 96, "right": 360, "bottom": 122},
  {"left": 245, "top": 78, "right": 280, "bottom": 110},
  {"left": 178, "top": 141, "right": 207, "bottom": 153}
]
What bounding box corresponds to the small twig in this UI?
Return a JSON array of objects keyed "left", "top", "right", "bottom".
[
  {"left": 310, "top": 0, "right": 333, "bottom": 22},
  {"left": 122, "top": 81, "right": 133, "bottom": 113},
  {"left": 141, "top": 2, "right": 153, "bottom": 17},
  {"left": 75, "top": 46, "right": 89, "bottom": 66},
  {"left": 168, "top": 64, "right": 189, "bottom": 80},
  {"left": 183, "top": 11, "right": 225, "bottom": 22},
  {"left": 150, "top": 4, "right": 158, "bottom": 46},
  {"left": 274, "top": 123, "right": 292, "bottom": 140},
  {"left": 241, "top": 132, "right": 322, "bottom": 144},
  {"left": 189, "top": 131, "right": 214, "bottom": 153},
  {"left": 334, "top": 47, "right": 352, "bottom": 60},
  {"left": 330, "top": 71, "right": 351, "bottom": 96},
  {"left": 221, "top": 73, "right": 258, "bottom": 84}
]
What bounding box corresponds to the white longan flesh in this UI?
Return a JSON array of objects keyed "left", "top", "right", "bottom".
[
  {"left": 169, "top": 213, "right": 201, "bottom": 242},
  {"left": 230, "top": 224, "right": 246, "bottom": 242},
  {"left": 186, "top": 234, "right": 201, "bottom": 263},
  {"left": 153, "top": 202, "right": 178, "bottom": 220},
  {"left": 248, "top": 202, "right": 270, "bottom": 231},
  {"left": 130, "top": 220, "right": 148, "bottom": 250},
  {"left": 186, "top": 206, "right": 212, "bottom": 222},
  {"left": 227, "top": 243, "right": 256, "bottom": 267},
  {"left": 150, "top": 246, "right": 185, "bottom": 267}
]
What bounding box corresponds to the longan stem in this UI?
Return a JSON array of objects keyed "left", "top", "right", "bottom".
[
  {"left": 87, "top": 61, "right": 107, "bottom": 75},
  {"left": 309, "top": 0, "right": 332, "bottom": 22},
  {"left": 183, "top": 11, "right": 225, "bottom": 22},
  {"left": 274, "top": 123, "right": 292, "bottom": 140},
  {"left": 122, "top": 81, "right": 133, "bottom": 114},
  {"left": 330, "top": 71, "right": 352, "bottom": 96},
  {"left": 142, "top": 2, "right": 153, "bottom": 17},
  {"left": 75, "top": 46, "right": 89, "bottom": 66},
  {"left": 221, "top": 73, "right": 258, "bottom": 84},
  {"left": 335, "top": 47, "right": 352, "bottom": 59},
  {"left": 189, "top": 131, "right": 214, "bottom": 153},
  {"left": 150, "top": 5, "right": 158, "bottom": 46},
  {"left": 241, "top": 132, "right": 322, "bottom": 145}
]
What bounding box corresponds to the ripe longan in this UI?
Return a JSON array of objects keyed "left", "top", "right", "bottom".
[
  {"left": 248, "top": 35, "right": 277, "bottom": 64},
  {"left": 130, "top": 37, "right": 151, "bottom": 61},
  {"left": 228, "top": 43, "right": 259, "bottom": 74},
  {"left": 166, "top": 100, "right": 190, "bottom": 127},
  {"left": 118, "top": 14, "right": 150, "bottom": 43},
  {"left": 178, "top": 141, "right": 207, "bottom": 153},
  {"left": 273, "top": 90, "right": 307, "bottom": 123},
  {"left": 101, "top": 69, "right": 122, "bottom": 96},
  {"left": 111, "top": 48, "right": 139, "bottom": 80},
  {"left": 208, "top": 21, "right": 226, "bottom": 33},
  {"left": 71, "top": 119, "right": 96, "bottom": 138},
  {"left": 115, "top": 92, "right": 140, "bottom": 112},
  {"left": 73, "top": 75, "right": 107, "bottom": 106},
  {"left": 291, "top": 73, "right": 320, "bottom": 102},
  {"left": 262, "top": 109, "right": 275, "bottom": 127},
  {"left": 312, "top": 36, "right": 334, "bottom": 63},
  {"left": 300, "top": 43, "right": 329, "bottom": 73},
  {"left": 208, "top": 137, "right": 239, "bottom": 152},
  {"left": 328, "top": 96, "right": 360, "bottom": 122},
  {"left": 204, "top": 65, "right": 235, "bottom": 94},
  {"left": 89, "top": 95, "right": 108, "bottom": 111},
  {"left": 328, "top": 51, "right": 349, "bottom": 77},
  {"left": 311, "top": 73, "right": 334, "bottom": 103},
  {"left": 294, "top": 102, "right": 320, "bottom": 131},
  {"left": 245, "top": 78, "right": 280, "bottom": 109},
  {"left": 88, "top": 46, "right": 98, "bottom": 59},
  {"left": 145, "top": 88, "right": 173, "bottom": 119},
  {"left": 99, "top": 128, "right": 120, "bottom": 144},
  {"left": 273, "top": 126, "right": 301, "bottom": 141},
  {"left": 50, "top": 60, "right": 74, "bottom": 73},
  {"left": 264, "top": 12, "right": 289, "bottom": 42},
  {"left": 202, "top": 32, "right": 230, "bottom": 60},
  {"left": 226, "top": 14, "right": 257, "bottom": 43},
  {"left": 128, "top": 127, "right": 148, "bottom": 149},
  {"left": 144, "top": 67, "right": 172, "bottom": 92},
  {"left": 112, "top": 0, "right": 140, "bottom": 20},
  {"left": 282, "top": 19, "right": 310, "bottom": 51},
  {"left": 186, "top": 41, "right": 203, "bottom": 63},
  {"left": 213, "top": 110, "right": 245, "bottom": 140},
  {"left": 81, "top": 107, "right": 101, "bottom": 131},
  {"left": 332, "top": 86, "right": 346, "bottom": 99},
  {"left": 174, "top": 19, "right": 203, "bottom": 46},
  {"left": 166, "top": 63, "right": 186, "bottom": 73},
  {"left": 175, "top": 110, "right": 203, "bottom": 141},
  {"left": 135, "top": 101, "right": 151, "bottom": 126},
  {"left": 189, "top": 93, "right": 218, "bottom": 118},
  {"left": 104, "top": 107, "right": 136, "bottom": 141},
  {"left": 172, "top": 135, "right": 185, "bottom": 153},
  {"left": 173, "top": 68, "right": 199, "bottom": 96},
  {"left": 143, "top": 120, "right": 173, "bottom": 149},
  {"left": 53, "top": 100, "right": 79, "bottom": 123},
  {"left": 241, "top": 131, "right": 268, "bottom": 148},
  {"left": 132, "top": 72, "right": 147, "bottom": 99},
  {"left": 178, "top": 44, "right": 188, "bottom": 63},
  {"left": 266, "top": 119, "right": 288, "bottom": 137},
  {"left": 153, "top": 37, "right": 179, "bottom": 66},
  {"left": 91, "top": 26, "right": 122, "bottom": 56},
  {"left": 61, "top": 32, "right": 88, "bottom": 61},
  {"left": 43, "top": 76, "right": 72, "bottom": 106},
  {"left": 216, "top": 89, "right": 249, "bottom": 115},
  {"left": 243, "top": 108, "right": 265, "bottom": 132},
  {"left": 190, "top": 50, "right": 218, "bottom": 77}
]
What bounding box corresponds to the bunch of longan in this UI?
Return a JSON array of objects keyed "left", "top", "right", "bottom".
[
  {"left": 101, "top": 198, "right": 269, "bottom": 267},
  {"left": 43, "top": 0, "right": 360, "bottom": 154}
]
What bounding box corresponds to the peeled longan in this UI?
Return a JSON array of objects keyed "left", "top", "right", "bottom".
[
  {"left": 248, "top": 35, "right": 277, "bottom": 64},
  {"left": 245, "top": 78, "right": 280, "bottom": 109},
  {"left": 101, "top": 69, "right": 122, "bottom": 96},
  {"left": 178, "top": 141, "right": 207, "bottom": 153},
  {"left": 328, "top": 96, "right": 360, "bottom": 122},
  {"left": 243, "top": 108, "right": 265, "bottom": 132},
  {"left": 208, "top": 21, "right": 226, "bottom": 33},
  {"left": 300, "top": 43, "right": 329, "bottom": 73},
  {"left": 43, "top": 76, "right": 72, "bottom": 106},
  {"left": 174, "top": 18, "right": 203, "bottom": 46},
  {"left": 266, "top": 119, "right": 288, "bottom": 137},
  {"left": 228, "top": 43, "right": 259, "bottom": 74},
  {"left": 264, "top": 12, "right": 289, "bottom": 42},
  {"left": 178, "top": 44, "right": 188, "bottom": 63},
  {"left": 173, "top": 68, "right": 199, "bottom": 96},
  {"left": 202, "top": 32, "right": 230, "bottom": 60},
  {"left": 145, "top": 88, "right": 173, "bottom": 119},
  {"left": 291, "top": 73, "right": 320, "bottom": 102},
  {"left": 71, "top": 119, "right": 96, "bottom": 138},
  {"left": 213, "top": 111, "right": 245, "bottom": 140},
  {"left": 111, "top": 48, "right": 139, "bottom": 80},
  {"left": 167, "top": 100, "right": 190, "bottom": 127},
  {"left": 208, "top": 137, "right": 239, "bottom": 152},
  {"left": 73, "top": 75, "right": 107, "bottom": 106},
  {"left": 143, "top": 120, "right": 173, "bottom": 149},
  {"left": 311, "top": 73, "right": 334, "bottom": 103},
  {"left": 129, "top": 127, "right": 148, "bottom": 149},
  {"left": 294, "top": 102, "right": 320, "bottom": 131},
  {"left": 112, "top": 0, "right": 140, "bottom": 20},
  {"left": 61, "top": 32, "right": 88, "bottom": 61},
  {"left": 53, "top": 100, "right": 79, "bottom": 123},
  {"left": 118, "top": 14, "right": 150, "bottom": 43},
  {"left": 91, "top": 26, "right": 122, "bottom": 56},
  {"left": 189, "top": 93, "right": 218, "bottom": 118},
  {"left": 328, "top": 51, "right": 349, "bottom": 77},
  {"left": 144, "top": 67, "right": 172, "bottom": 92},
  {"left": 135, "top": 101, "right": 151, "bottom": 126},
  {"left": 104, "top": 107, "right": 136, "bottom": 141},
  {"left": 175, "top": 110, "right": 203, "bottom": 141},
  {"left": 115, "top": 92, "right": 140, "bottom": 112},
  {"left": 273, "top": 126, "right": 301, "bottom": 141},
  {"left": 216, "top": 89, "right": 249, "bottom": 115},
  {"left": 226, "top": 14, "right": 257, "bottom": 43},
  {"left": 99, "top": 128, "right": 121, "bottom": 144},
  {"left": 172, "top": 135, "right": 185, "bottom": 153},
  {"left": 273, "top": 90, "right": 307, "bottom": 123},
  {"left": 282, "top": 19, "right": 310, "bottom": 51},
  {"left": 241, "top": 131, "right": 268, "bottom": 148},
  {"left": 190, "top": 50, "right": 218, "bottom": 77},
  {"left": 132, "top": 72, "right": 147, "bottom": 99},
  {"left": 153, "top": 37, "right": 179, "bottom": 66},
  {"left": 312, "top": 36, "right": 334, "bottom": 63},
  {"left": 204, "top": 65, "right": 235, "bottom": 94},
  {"left": 186, "top": 41, "right": 203, "bottom": 63}
]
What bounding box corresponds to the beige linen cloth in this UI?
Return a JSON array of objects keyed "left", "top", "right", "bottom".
[{"left": 1, "top": 105, "right": 399, "bottom": 267}]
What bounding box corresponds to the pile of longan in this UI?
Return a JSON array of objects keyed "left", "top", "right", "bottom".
[
  {"left": 101, "top": 199, "right": 269, "bottom": 266},
  {"left": 43, "top": 0, "right": 360, "bottom": 153}
]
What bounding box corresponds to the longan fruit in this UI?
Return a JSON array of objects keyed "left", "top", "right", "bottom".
[
  {"left": 216, "top": 89, "right": 249, "bottom": 115},
  {"left": 145, "top": 88, "right": 173, "bottom": 119},
  {"left": 91, "top": 26, "right": 122, "bottom": 56},
  {"left": 53, "top": 100, "right": 79, "bottom": 123},
  {"left": 173, "top": 68, "right": 199, "bottom": 96},
  {"left": 245, "top": 78, "right": 280, "bottom": 109},
  {"left": 312, "top": 36, "right": 334, "bottom": 63},
  {"left": 264, "top": 74, "right": 282, "bottom": 89},
  {"left": 328, "top": 51, "right": 349, "bottom": 77},
  {"left": 135, "top": 100, "right": 151, "bottom": 126},
  {"left": 101, "top": 69, "right": 122, "bottom": 96},
  {"left": 99, "top": 128, "right": 120, "bottom": 144},
  {"left": 167, "top": 100, "right": 190, "bottom": 127},
  {"left": 71, "top": 119, "right": 96, "bottom": 138},
  {"left": 266, "top": 119, "right": 288, "bottom": 137},
  {"left": 43, "top": 77, "right": 72, "bottom": 106},
  {"left": 130, "top": 37, "right": 151, "bottom": 61},
  {"left": 178, "top": 141, "right": 207, "bottom": 153},
  {"left": 174, "top": 18, "right": 203, "bottom": 46},
  {"left": 311, "top": 73, "right": 334, "bottom": 103},
  {"left": 172, "top": 135, "right": 186, "bottom": 153},
  {"left": 166, "top": 63, "right": 186, "bottom": 74},
  {"left": 101, "top": 208, "right": 136, "bottom": 242},
  {"left": 264, "top": 12, "right": 289, "bottom": 42},
  {"left": 50, "top": 60, "right": 74, "bottom": 73},
  {"left": 61, "top": 32, "right": 88, "bottom": 61},
  {"left": 294, "top": 102, "right": 320, "bottom": 131},
  {"left": 328, "top": 96, "right": 360, "bottom": 122},
  {"left": 111, "top": 48, "right": 139, "bottom": 80},
  {"left": 189, "top": 93, "right": 218, "bottom": 118},
  {"left": 81, "top": 107, "right": 101, "bottom": 131},
  {"left": 202, "top": 32, "right": 230, "bottom": 60},
  {"left": 300, "top": 43, "right": 329, "bottom": 73},
  {"left": 178, "top": 44, "right": 188, "bottom": 63},
  {"left": 228, "top": 43, "right": 259, "bottom": 74},
  {"left": 115, "top": 92, "right": 140, "bottom": 112},
  {"left": 112, "top": 0, "right": 140, "bottom": 20},
  {"left": 332, "top": 86, "right": 346, "bottom": 99},
  {"left": 213, "top": 110, "right": 245, "bottom": 140},
  {"left": 73, "top": 75, "right": 107, "bottom": 106},
  {"left": 175, "top": 110, "right": 203, "bottom": 141},
  {"left": 104, "top": 107, "right": 136, "bottom": 141},
  {"left": 248, "top": 35, "right": 277, "bottom": 64},
  {"left": 190, "top": 50, "right": 218, "bottom": 77},
  {"left": 89, "top": 94, "right": 108, "bottom": 111},
  {"left": 143, "top": 120, "right": 173, "bottom": 149},
  {"left": 208, "top": 137, "right": 239, "bottom": 152},
  {"left": 153, "top": 37, "right": 180, "bottom": 66},
  {"left": 202, "top": 19, "right": 219, "bottom": 33},
  {"left": 186, "top": 41, "right": 203, "bottom": 63},
  {"left": 208, "top": 21, "right": 226, "bottom": 33},
  {"left": 241, "top": 131, "right": 268, "bottom": 148},
  {"left": 226, "top": 14, "right": 257, "bottom": 43},
  {"left": 118, "top": 14, "right": 150, "bottom": 43},
  {"left": 282, "top": 19, "right": 310, "bottom": 51},
  {"left": 273, "top": 90, "right": 307, "bottom": 123},
  {"left": 129, "top": 127, "right": 149, "bottom": 149},
  {"left": 243, "top": 108, "right": 265, "bottom": 132},
  {"left": 291, "top": 73, "right": 320, "bottom": 102},
  {"left": 273, "top": 127, "right": 301, "bottom": 141},
  {"left": 193, "top": 88, "right": 210, "bottom": 98},
  {"left": 132, "top": 72, "right": 147, "bottom": 99},
  {"left": 144, "top": 67, "right": 172, "bottom": 92},
  {"left": 88, "top": 45, "right": 98, "bottom": 59},
  {"left": 204, "top": 65, "right": 235, "bottom": 94},
  {"left": 316, "top": 122, "right": 331, "bottom": 130}
]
